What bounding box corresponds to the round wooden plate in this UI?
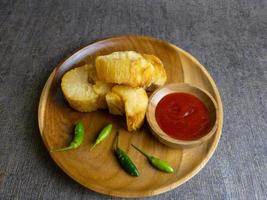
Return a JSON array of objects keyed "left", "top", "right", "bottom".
[{"left": 38, "top": 35, "right": 223, "bottom": 198}]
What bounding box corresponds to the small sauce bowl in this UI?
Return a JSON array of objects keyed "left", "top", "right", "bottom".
[{"left": 146, "top": 83, "right": 218, "bottom": 148}]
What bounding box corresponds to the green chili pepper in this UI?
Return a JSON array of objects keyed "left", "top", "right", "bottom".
[
  {"left": 52, "top": 121, "right": 85, "bottom": 152},
  {"left": 131, "top": 144, "right": 174, "bottom": 173},
  {"left": 114, "top": 132, "right": 140, "bottom": 177},
  {"left": 90, "top": 123, "right": 112, "bottom": 151}
]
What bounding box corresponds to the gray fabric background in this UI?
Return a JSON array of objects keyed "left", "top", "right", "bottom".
[{"left": 0, "top": 0, "right": 266, "bottom": 199}]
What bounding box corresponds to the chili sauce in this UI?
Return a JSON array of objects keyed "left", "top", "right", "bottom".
[{"left": 155, "top": 93, "right": 211, "bottom": 140}]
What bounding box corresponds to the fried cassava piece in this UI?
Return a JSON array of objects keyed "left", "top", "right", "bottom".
[
  {"left": 61, "top": 64, "right": 113, "bottom": 112},
  {"left": 95, "top": 51, "right": 167, "bottom": 88},
  {"left": 106, "top": 85, "right": 148, "bottom": 131},
  {"left": 61, "top": 51, "right": 166, "bottom": 131}
]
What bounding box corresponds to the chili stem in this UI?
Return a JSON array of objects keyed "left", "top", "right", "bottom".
[
  {"left": 90, "top": 144, "right": 96, "bottom": 151},
  {"left": 131, "top": 144, "right": 150, "bottom": 159},
  {"left": 113, "top": 131, "right": 119, "bottom": 150}
]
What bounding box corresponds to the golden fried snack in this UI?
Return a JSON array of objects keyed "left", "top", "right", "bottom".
[
  {"left": 105, "top": 92, "right": 124, "bottom": 115},
  {"left": 142, "top": 54, "right": 167, "bottom": 91},
  {"left": 95, "top": 51, "right": 167, "bottom": 89},
  {"left": 95, "top": 51, "right": 155, "bottom": 88},
  {"left": 61, "top": 64, "right": 112, "bottom": 112},
  {"left": 106, "top": 85, "right": 148, "bottom": 131},
  {"left": 87, "top": 63, "right": 98, "bottom": 83},
  {"left": 92, "top": 80, "right": 113, "bottom": 109}
]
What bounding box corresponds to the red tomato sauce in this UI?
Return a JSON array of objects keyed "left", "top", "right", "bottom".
[{"left": 155, "top": 93, "right": 211, "bottom": 140}]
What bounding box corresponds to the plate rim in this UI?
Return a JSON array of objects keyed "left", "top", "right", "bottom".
[{"left": 38, "top": 35, "right": 223, "bottom": 198}]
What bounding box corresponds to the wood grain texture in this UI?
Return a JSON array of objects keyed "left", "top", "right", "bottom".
[{"left": 38, "top": 35, "right": 223, "bottom": 197}]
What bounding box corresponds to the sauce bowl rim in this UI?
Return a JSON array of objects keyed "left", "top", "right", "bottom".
[{"left": 146, "top": 83, "right": 219, "bottom": 148}]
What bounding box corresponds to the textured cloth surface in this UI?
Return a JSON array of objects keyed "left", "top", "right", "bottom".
[{"left": 0, "top": 0, "right": 266, "bottom": 199}]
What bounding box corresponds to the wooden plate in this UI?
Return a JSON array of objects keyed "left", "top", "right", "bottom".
[{"left": 38, "top": 35, "right": 223, "bottom": 198}]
